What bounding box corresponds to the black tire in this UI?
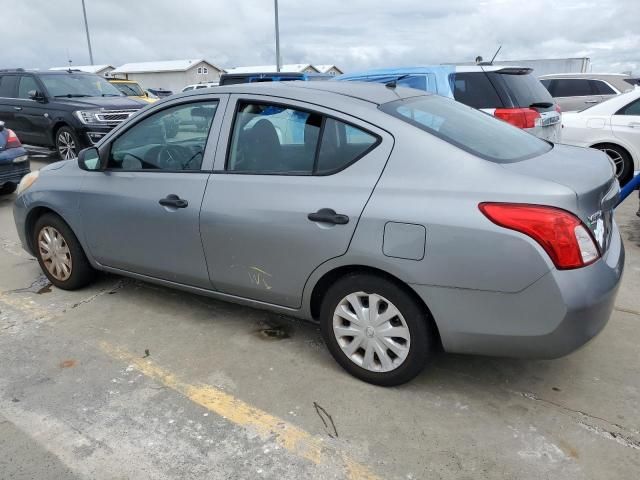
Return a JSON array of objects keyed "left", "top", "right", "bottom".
[
  {"left": 33, "top": 213, "right": 95, "bottom": 290},
  {"left": 594, "top": 143, "right": 634, "bottom": 186},
  {"left": 319, "top": 273, "right": 436, "bottom": 386},
  {"left": 55, "top": 126, "right": 80, "bottom": 160},
  {"left": 0, "top": 183, "right": 17, "bottom": 195}
]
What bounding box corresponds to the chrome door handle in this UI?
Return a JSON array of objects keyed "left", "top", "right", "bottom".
[
  {"left": 628, "top": 122, "right": 640, "bottom": 128},
  {"left": 13, "top": 106, "right": 22, "bottom": 111},
  {"left": 584, "top": 100, "right": 599, "bottom": 104}
]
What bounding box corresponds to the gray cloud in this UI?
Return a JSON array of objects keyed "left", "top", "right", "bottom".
[{"left": 8, "top": 0, "right": 640, "bottom": 74}]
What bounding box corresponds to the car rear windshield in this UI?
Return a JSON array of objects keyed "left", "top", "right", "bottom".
[
  {"left": 380, "top": 95, "right": 552, "bottom": 163},
  {"left": 624, "top": 78, "right": 640, "bottom": 87},
  {"left": 112, "top": 82, "right": 144, "bottom": 96},
  {"left": 486, "top": 70, "right": 555, "bottom": 110}
]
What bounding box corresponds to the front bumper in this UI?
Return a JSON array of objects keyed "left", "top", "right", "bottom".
[
  {"left": 75, "top": 125, "right": 114, "bottom": 149},
  {"left": 411, "top": 221, "right": 625, "bottom": 359}
]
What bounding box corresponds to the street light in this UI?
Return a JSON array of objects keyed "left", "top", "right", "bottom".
[
  {"left": 274, "top": 0, "right": 281, "bottom": 72},
  {"left": 81, "top": 0, "right": 94, "bottom": 65}
]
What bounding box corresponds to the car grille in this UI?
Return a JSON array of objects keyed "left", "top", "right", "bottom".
[
  {"left": 95, "top": 109, "right": 138, "bottom": 125},
  {"left": 0, "top": 162, "right": 30, "bottom": 183}
]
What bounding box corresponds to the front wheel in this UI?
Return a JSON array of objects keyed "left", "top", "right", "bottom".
[
  {"left": 33, "top": 213, "right": 95, "bottom": 290},
  {"left": 319, "top": 273, "right": 436, "bottom": 386},
  {"left": 594, "top": 143, "right": 634, "bottom": 186},
  {"left": 0, "top": 183, "right": 17, "bottom": 195},
  {"left": 55, "top": 126, "right": 80, "bottom": 160}
]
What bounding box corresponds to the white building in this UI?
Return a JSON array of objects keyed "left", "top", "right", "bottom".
[
  {"left": 224, "top": 64, "right": 320, "bottom": 74},
  {"left": 111, "top": 59, "right": 223, "bottom": 93},
  {"left": 50, "top": 64, "right": 115, "bottom": 76},
  {"left": 314, "top": 65, "right": 344, "bottom": 76}
]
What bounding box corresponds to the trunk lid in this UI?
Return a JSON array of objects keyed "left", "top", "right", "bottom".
[{"left": 501, "top": 143, "right": 618, "bottom": 252}]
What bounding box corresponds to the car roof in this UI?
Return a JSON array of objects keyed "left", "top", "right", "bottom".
[
  {"left": 173, "top": 80, "right": 427, "bottom": 106},
  {"left": 0, "top": 69, "right": 96, "bottom": 76},
  {"left": 539, "top": 73, "right": 633, "bottom": 79},
  {"left": 337, "top": 65, "right": 530, "bottom": 78}
]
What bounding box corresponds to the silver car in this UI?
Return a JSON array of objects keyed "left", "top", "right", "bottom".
[{"left": 13, "top": 82, "right": 624, "bottom": 385}]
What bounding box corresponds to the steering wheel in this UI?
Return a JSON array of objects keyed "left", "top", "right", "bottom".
[{"left": 146, "top": 145, "right": 193, "bottom": 170}]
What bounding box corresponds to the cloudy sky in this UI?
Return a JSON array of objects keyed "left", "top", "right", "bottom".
[{"left": 9, "top": 0, "right": 640, "bottom": 74}]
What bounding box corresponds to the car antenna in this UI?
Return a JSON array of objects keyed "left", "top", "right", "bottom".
[
  {"left": 489, "top": 45, "right": 502, "bottom": 65},
  {"left": 385, "top": 74, "right": 410, "bottom": 89}
]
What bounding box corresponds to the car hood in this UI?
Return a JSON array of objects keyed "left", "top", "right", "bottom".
[{"left": 53, "top": 96, "right": 147, "bottom": 110}]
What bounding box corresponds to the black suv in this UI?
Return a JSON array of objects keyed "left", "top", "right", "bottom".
[{"left": 0, "top": 69, "right": 146, "bottom": 159}]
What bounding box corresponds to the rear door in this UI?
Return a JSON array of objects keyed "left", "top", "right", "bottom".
[
  {"left": 546, "top": 78, "right": 602, "bottom": 112},
  {"left": 201, "top": 95, "right": 393, "bottom": 308},
  {"left": 610, "top": 97, "right": 640, "bottom": 154},
  {"left": 0, "top": 75, "right": 18, "bottom": 130}
]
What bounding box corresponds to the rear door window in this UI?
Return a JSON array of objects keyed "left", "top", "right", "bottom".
[
  {"left": 316, "top": 119, "right": 378, "bottom": 174},
  {"left": 551, "top": 79, "right": 594, "bottom": 97},
  {"left": 451, "top": 72, "right": 503, "bottom": 109},
  {"left": 226, "top": 101, "right": 379, "bottom": 175},
  {"left": 381, "top": 95, "right": 551, "bottom": 163},
  {"left": 590, "top": 80, "right": 616, "bottom": 95},
  {"left": 617, "top": 99, "right": 640, "bottom": 116}
]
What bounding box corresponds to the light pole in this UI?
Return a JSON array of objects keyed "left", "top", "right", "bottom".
[
  {"left": 274, "top": 0, "right": 281, "bottom": 72},
  {"left": 81, "top": 0, "right": 94, "bottom": 65}
]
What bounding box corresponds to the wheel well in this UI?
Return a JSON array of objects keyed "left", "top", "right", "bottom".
[
  {"left": 51, "top": 122, "right": 69, "bottom": 145},
  {"left": 24, "top": 207, "right": 57, "bottom": 254},
  {"left": 309, "top": 265, "right": 442, "bottom": 349},
  {"left": 590, "top": 142, "right": 631, "bottom": 159}
]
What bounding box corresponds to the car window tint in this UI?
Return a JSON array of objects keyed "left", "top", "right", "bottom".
[
  {"left": 591, "top": 80, "right": 616, "bottom": 95},
  {"left": 451, "top": 72, "right": 502, "bottom": 109},
  {"left": 17, "top": 76, "right": 39, "bottom": 99},
  {"left": 227, "top": 102, "right": 322, "bottom": 174},
  {"left": 489, "top": 71, "right": 554, "bottom": 108},
  {"left": 618, "top": 99, "right": 640, "bottom": 116},
  {"left": 397, "top": 75, "right": 428, "bottom": 91},
  {"left": 540, "top": 79, "right": 552, "bottom": 92},
  {"left": 108, "top": 101, "right": 218, "bottom": 171},
  {"left": 381, "top": 95, "right": 551, "bottom": 163},
  {"left": 624, "top": 78, "right": 640, "bottom": 87},
  {"left": 316, "top": 119, "right": 378, "bottom": 174},
  {"left": 552, "top": 79, "right": 593, "bottom": 97}
]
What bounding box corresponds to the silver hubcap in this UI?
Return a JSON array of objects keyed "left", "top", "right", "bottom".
[
  {"left": 58, "top": 131, "right": 77, "bottom": 160},
  {"left": 332, "top": 292, "right": 411, "bottom": 372},
  {"left": 38, "top": 226, "right": 72, "bottom": 281},
  {"left": 599, "top": 147, "right": 624, "bottom": 178}
]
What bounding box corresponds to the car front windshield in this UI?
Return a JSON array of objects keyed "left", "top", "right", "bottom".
[
  {"left": 112, "top": 82, "right": 144, "bottom": 96},
  {"left": 39, "top": 73, "right": 123, "bottom": 97},
  {"left": 380, "top": 95, "right": 552, "bottom": 163}
]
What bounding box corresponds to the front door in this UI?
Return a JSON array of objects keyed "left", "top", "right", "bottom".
[
  {"left": 13, "top": 75, "right": 50, "bottom": 145},
  {"left": 201, "top": 96, "right": 392, "bottom": 307},
  {"left": 80, "top": 97, "right": 226, "bottom": 288}
]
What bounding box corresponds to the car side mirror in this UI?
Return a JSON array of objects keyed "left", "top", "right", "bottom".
[
  {"left": 28, "top": 90, "right": 45, "bottom": 102},
  {"left": 77, "top": 147, "right": 102, "bottom": 171}
]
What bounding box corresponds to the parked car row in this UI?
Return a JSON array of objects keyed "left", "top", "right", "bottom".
[{"left": 13, "top": 81, "right": 623, "bottom": 385}]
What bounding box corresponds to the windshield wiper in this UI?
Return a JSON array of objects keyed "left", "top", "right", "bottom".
[
  {"left": 385, "top": 74, "right": 411, "bottom": 89},
  {"left": 54, "top": 94, "right": 92, "bottom": 98}
]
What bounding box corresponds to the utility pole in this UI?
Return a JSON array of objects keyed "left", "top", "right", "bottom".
[
  {"left": 274, "top": 0, "right": 281, "bottom": 72},
  {"left": 81, "top": 0, "right": 94, "bottom": 65}
]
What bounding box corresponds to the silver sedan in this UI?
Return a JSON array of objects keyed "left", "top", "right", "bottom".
[{"left": 13, "top": 82, "right": 624, "bottom": 385}]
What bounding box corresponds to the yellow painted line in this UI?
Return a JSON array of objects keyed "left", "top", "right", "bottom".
[
  {"left": 100, "top": 342, "right": 380, "bottom": 480},
  {"left": 0, "top": 291, "right": 54, "bottom": 321}
]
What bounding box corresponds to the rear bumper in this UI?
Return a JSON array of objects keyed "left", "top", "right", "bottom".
[{"left": 411, "top": 221, "right": 624, "bottom": 358}]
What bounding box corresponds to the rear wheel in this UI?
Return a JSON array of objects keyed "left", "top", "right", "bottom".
[
  {"left": 319, "top": 273, "right": 436, "bottom": 386},
  {"left": 593, "top": 143, "right": 634, "bottom": 186},
  {"left": 33, "top": 213, "right": 95, "bottom": 290},
  {"left": 55, "top": 126, "right": 80, "bottom": 160}
]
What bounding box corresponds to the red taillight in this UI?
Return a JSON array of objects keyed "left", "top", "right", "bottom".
[
  {"left": 493, "top": 108, "right": 540, "bottom": 129},
  {"left": 555, "top": 104, "right": 562, "bottom": 114},
  {"left": 6, "top": 129, "right": 22, "bottom": 148},
  {"left": 479, "top": 203, "right": 600, "bottom": 270}
]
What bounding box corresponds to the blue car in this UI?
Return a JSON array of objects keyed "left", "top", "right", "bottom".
[{"left": 0, "top": 121, "right": 30, "bottom": 195}]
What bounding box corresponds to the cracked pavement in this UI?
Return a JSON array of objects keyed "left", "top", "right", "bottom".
[{"left": 0, "top": 158, "right": 639, "bottom": 479}]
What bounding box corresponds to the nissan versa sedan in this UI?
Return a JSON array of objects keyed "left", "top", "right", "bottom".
[{"left": 13, "top": 82, "right": 624, "bottom": 386}]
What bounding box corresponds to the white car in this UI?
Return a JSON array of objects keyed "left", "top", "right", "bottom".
[
  {"left": 561, "top": 88, "right": 640, "bottom": 186},
  {"left": 181, "top": 82, "right": 219, "bottom": 92}
]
